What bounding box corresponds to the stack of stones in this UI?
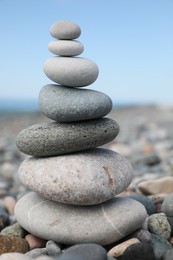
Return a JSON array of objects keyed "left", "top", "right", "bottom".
[{"left": 15, "top": 20, "right": 147, "bottom": 246}]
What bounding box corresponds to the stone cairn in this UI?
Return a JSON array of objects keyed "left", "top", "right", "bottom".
[{"left": 15, "top": 20, "right": 147, "bottom": 246}]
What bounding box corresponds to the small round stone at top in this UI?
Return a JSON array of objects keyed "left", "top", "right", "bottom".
[{"left": 50, "top": 20, "right": 81, "bottom": 40}]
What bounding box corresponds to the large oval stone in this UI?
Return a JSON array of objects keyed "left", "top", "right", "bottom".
[
  {"left": 15, "top": 192, "right": 147, "bottom": 245},
  {"left": 48, "top": 40, "right": 84, "bottom": 56},
  {"left": 16, "top": 118, "right": 119, "bottom": 157},
  {"left": 18, "top": 148, "right": 133, "bottom": 205},
  {"left": 43, "top": 57, "right": 99, "bottom": 87},
  {"left": 50, "top": 20, "right": 81, "bottom": 40},
  {"left": 39, "top": 84, "right": 112, "bottom": 122}
]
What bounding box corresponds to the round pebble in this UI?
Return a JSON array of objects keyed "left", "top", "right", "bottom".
[
  {"left": 25, "top": 234, "right": 46, "bottom": 250},
  {"left": 39, "top": 84, "right": 112, "bottom": 122},
  {"left": 161, "top": 193, "right": 173, "bottom": 217},
  {"left": 50, "top": 20, "right": 81, "bottom": 40},
  {"left": 3, "top": 196, "right": 16, "bottom": 215},
  {"left": 148, "top": 213, "right": 171, "bottom": 239},
  {"left": 0, "top": 235, "right": 29, "bottom": 254},
  {"left": 1, "top": 223, "right": 26, "bottom": 238},
  {"left": 48, "top": 40, "right": 84, "bottom": 56},
  {"left": 15, "top": 192, "right": 147, "bottom": 246},
  {"left": 18, "top": 148, "right": 133, "bottom": 205},
  {"left": 16, "top": 119, "right": 119, "bottom": 157},
  {"left": 63, "top": 244, "right": 107, "bottom": 260},
  {"left": 46, "top": 240, "right": 61, "bottom": 256},
  {"left": 122, "top": 242, "right": 155, "bottom": 260},
  {"left": 43, "top": 57, "right": 99, "bottom": 87}
]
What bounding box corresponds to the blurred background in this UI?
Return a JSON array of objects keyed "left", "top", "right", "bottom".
[{"left": 0, "top": 0, "right": 173, "bottom": 111}]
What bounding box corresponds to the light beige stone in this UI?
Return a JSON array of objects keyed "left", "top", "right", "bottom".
[
  {"left": 48, "top": 40, "right": 84, "bottom": 56},
  {"left": 138, "top": 176, "right": 173, "bottom": 195},
  {"left": 108, "top": 238, "right": 140, "bottom": 257}
]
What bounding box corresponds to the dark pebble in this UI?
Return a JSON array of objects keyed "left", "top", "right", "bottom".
[
  {"left": 128, "top": 195, "right": 156, "bottom": 215},
  {"left": 0, "top": 207, "right": 10, "bottom": 231},
  {"left": 122, "top": 242, "right": 156, "bottom": 260}
]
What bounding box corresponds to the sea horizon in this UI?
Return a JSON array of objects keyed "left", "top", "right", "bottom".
[{"left": 0, "top": 98, "right": 158, "bottom": 113}]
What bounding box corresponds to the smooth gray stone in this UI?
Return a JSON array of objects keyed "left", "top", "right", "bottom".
[
  {"left": 127, "top": 195, "right": 156, "bottom": 215},
  {"left": 16, "top": 118, "right": 119, "bottom": 157},
  {"left": 48, "top": 40, "right": 84, "bottom": 56},
  {"left": 15, "top": 192, "right": 147, "bottom": 246},
  {"left": 18, "top": 148, "right": 133, "bottom": 205},
  {"left": 63, "top": 244, "right": 107, "bottom": 260},
  {"left": 149, "top": 234, "right": 172, "bottom": 260},
  {"left": 43, "top": 57, "right": 99, "bottom": 87},
  {"left": 161, "top": 193, "right": 173, "bottom": 217},
  {"left": 39, "top": 84, "right": 112, "bottom": 122},
  {"left": 50, "top": 20, "right": 81, "bottom": 40}
]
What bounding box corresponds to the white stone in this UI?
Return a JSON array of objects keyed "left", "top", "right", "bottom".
[
  {"left": 18, "top": 148, "right": 133, "bottom": 205},
  {"left": 48, "top": 40, "right": 84, "bottom": 56},
  {"left": 43, "top": 57, "right": 99, "bottom": 87},
  {"left": 15, "top": 192, "right": 147, "bottom": 245},
  {"left": 50, "top": 20, "right": 81, "bottom": 40}
]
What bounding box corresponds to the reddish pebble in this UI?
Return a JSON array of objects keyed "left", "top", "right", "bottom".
[
  {"left": 25, "top": 234, "right": 47, "bottom": 250},
  {"left": 3, "top": 196, "right": 16, "bottom": 215}
]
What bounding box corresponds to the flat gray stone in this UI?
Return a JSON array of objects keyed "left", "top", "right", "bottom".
[
  {"left": 16, "top": 118, "right": 119, "bottom": 157},
  {"left": 15, "top": 192, "right": 147, "bottom": 245},
  {"left": 50, "top": 20, "right": 81, "bottom": 40},
  {"left": 18, "top": 148, "right": 133, "bottom": 205},
  {"left": 39, "top": 84, "right": 112, "bottom": 122},
  {"left": 43, "top": 57, "right": 99, "bottom": 87},
  {"left": 48, "top": 40, "right": 84, "bottom": 56}
]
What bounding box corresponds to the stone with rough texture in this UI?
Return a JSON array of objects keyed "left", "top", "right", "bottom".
[
  {"left": 50, "top": 20, "right": 81, "bottom": 40},
  {"left": 18, "top": 148, "right": 133, "bottom": 205},
  {"left": 138, "top": 176, "right": 173, "bottom": 195},
  {"left": 16, "top": 119, "right": 119, "bottom": 157},
  {"left": 25, "top": 248, "right": 47, "bottom": 258},
  {"left": 48, "top": 40, "right": 84, "bottom": 56},
  {"left": 15, "top": 192, "right": 147, "bottom": 246},
  {"left": 1, "top": 223, "right": 26, "bottom": 238},
  {"left": 43, "top": 57, "right": 99, "bottom": 87},
  {"left": 108, "top": 238, "right": 140, "bottom": 258},
  {"left": 0, "top": 235, "right": 29, "bottom": 254},
  {"left": 39, "top": 84, "right": 112, "bottom": 122},
  {"left": 148, "top": 213, "right": 171, "bottom": 240},
  {"left": 46, "top": 240, "right": 61, "bottom": 256},
  {"left": 62, "top": 244, "right": 107, "bottom": 260},
  {"left": 0, "top": 207, "right": 10, "bottom": 231}
]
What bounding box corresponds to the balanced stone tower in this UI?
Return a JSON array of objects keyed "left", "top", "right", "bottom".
[{"left": 15, "top": 20, "right": 147, "bottom": 246}]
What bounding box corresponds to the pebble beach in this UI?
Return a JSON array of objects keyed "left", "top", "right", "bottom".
[{"left": 0, "top": 104, "right": 173, "bottom": 259}]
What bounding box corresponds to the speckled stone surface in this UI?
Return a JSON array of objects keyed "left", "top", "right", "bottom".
[
  {"left": 39, "top": 84, "right": 112, "bottom": 122},
  {"left": 43, "top": 57, "right": 99, "bottom": 87},
  {"left": 50, "top": 20, "right": 81, "bottom": 40},
  {"left": 48, "top": 40, "right": 84, "bottom": 56},
  {"left": 16, "top": 118, "right": 119, "bottom": 157},
  {"left": 15, "top": 192, "right": 147, "bottom": 246},
  {"left": 18, "top": 148, "right": 133, "bottom": 205}
]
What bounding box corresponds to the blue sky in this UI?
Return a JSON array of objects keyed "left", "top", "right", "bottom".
[{"left": 0, "top": 0, "right": 173, "bottom": 104}]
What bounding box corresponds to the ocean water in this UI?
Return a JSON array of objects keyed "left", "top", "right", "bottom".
[{"left": 0, "top": 99, "right": 39, "bottom": 112}]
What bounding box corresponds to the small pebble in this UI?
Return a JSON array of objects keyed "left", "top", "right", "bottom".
[
  {"left": 50, "top": 20, "right": 81, "bottom": 40},
  {"left": 0, "top": 207, "right": 10, "bottom": 231},
  {"left": 25, "top": 248, "right": 47, "bottom": 258},
  {"left": 149, "top": 233, "right": 172, "bottom": 260},
  {"left": 25, "top": 234, "right": 47, "bottom": 250},
  {"left": 127, "top": 194, "right": 156, "bottom": 215},
  {"left": 46, "top": 240, "right": 61, "bottom": 256},
  {"left": 148, "top": 213, "right": 171, "bottom": 239},
  {"left": 0, "top": 235, "right": 29, "bottom": 254},
  {"left": 1, "top": 222, "right": 26, "bottom": 238},
  {"left": 3, "top": 196, "right": 16, "bottom": 215},
  {"left": 161, "top": 193, "right": 173, "bottom": 217},
  {"left": 135, "top": 229, "right": 152, "bottom": 243},
  {"left": 122, "top": 242, "right": 155, "bottom": 260},
  {"left": 108, "top": 238, "right": 140, "bottom": 258},
  {"left": 138, "top": 176, "right": 173, "bottom": 195},
  {"left": 62, "top": 244, "right": 107, "bottom": 260}
]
